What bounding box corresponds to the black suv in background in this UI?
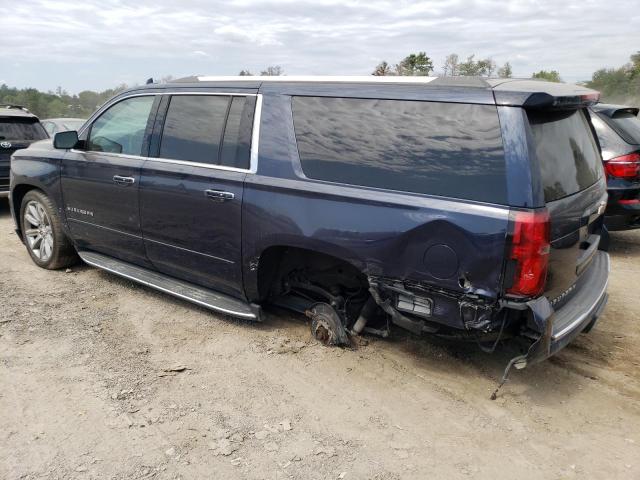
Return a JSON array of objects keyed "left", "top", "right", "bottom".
[
  {"left": 0, "top": 105, "right": 48, "bottom": 197},
  {"left": 590, "top": 104, "right": 640, "bottom": 230},
  {"left": 9, "top": 76, "right": 609, "bottom": 370}
]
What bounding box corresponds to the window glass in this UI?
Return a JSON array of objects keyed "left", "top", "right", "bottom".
[
  {"left": 292, "top": 97, "right": 507, "bottom": 204},
  {"left": 610, "top": 111, "right": 640, "bottom": 145},
  {"left": 528, "top": 109, "right": 602, "bottom": 203},
  {"left": 160, "top": 95, "right": 229, "bottom": 164},
  {"left": 42, "top": 121, "right": 56, "bottom": 136},
  {"left": 87, "top": 96, "right": 154, "bottom": 155},
  {"left": 220, "top": 96, "right": 248, "bottom": 168},
  {"left": 0, "top": 119, "right": 48, "bottom": 141},
  {"left": 590, "top": 113, "right": 630, "bottom": 160}
]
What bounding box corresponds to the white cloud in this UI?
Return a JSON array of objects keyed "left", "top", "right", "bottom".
[{"left": 0, "top": 0, "right": 637, "bottom": 91}]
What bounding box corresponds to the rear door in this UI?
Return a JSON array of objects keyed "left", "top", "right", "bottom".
[
  {"left": 139, "top": 92, "right": 257, "bottom": 299},
  {"left": 526, "top": 108, "right": 607, "bottom": 302}
]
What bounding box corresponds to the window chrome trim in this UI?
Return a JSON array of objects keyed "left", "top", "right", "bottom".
[{"left": 74, "top": 91, "right": 262, "bottom": 174}]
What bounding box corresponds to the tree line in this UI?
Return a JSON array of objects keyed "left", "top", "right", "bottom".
[{"left": 1, "top": 54, "right": 638, "bottom": 119}]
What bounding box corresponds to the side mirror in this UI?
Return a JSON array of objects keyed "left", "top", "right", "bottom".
[{"left": 53, "top": 130, "right": 79, "bottom": 149}]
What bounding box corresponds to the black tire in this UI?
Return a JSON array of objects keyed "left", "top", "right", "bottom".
[{"left": 20, "top": 190, "right": 78, "bottom": 269}]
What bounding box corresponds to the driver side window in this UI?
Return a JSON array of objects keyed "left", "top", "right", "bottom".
[{"left": 87, "top": 96, "right": 155, "bottom": 155}]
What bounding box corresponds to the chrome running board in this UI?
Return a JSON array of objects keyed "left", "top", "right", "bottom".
[{"left": 78, "top": 250, "right": 259, "bottom": 320}]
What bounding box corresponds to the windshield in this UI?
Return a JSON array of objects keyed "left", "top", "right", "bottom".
[
  {"left": 0, "top": 119, "right": 48, "bottom": 141},
  {"left": 528, "top": 109, "right": 602, "bottom": 203},
  {"left": 609, "top": 111, "right": 640, "bottom": 145}
]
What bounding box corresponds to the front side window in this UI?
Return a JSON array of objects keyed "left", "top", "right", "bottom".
[
  {"left": 87, "top": 96, "right": 155, "bottom": 155},
  {"left": 292, "top": 97, "right": 507, "bottom": 204}
]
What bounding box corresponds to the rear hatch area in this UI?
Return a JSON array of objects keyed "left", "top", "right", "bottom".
[
  {"left": 527, "top": 107, "right": 607, "bottom": 301},
  {"left": 525, "top": 106, "right": 609, "bottom": 351}
]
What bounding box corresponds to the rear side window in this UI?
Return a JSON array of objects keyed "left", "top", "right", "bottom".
[
  {"left": 609, "top": 111, "right": 640, "bottom": 145},
  {"left": 528, "top": 109, "right": 602, "bottom": 203},
  {"left": 292, "top": 97, "right": 507, "bottom": 204},
  {"left": 160, "top": 95, "right": 229, "bottom": 164},
  {"left": 160, "top": 95, "right": 252, "bottom": 169},
  {"left": 0, "top": 119, "right": 48, "bottom": 141}
]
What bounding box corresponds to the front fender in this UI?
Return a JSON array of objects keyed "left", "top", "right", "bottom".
[{"left": 10, "top": 143, "right": 65, "bottom": 236}]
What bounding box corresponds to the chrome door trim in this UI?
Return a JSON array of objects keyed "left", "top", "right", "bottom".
[
  {"left": 143, "top": 237, "right": 235, "bottom": 264},
  {"left": 73, "top": 92, "right": 263, "bottom": 175}
]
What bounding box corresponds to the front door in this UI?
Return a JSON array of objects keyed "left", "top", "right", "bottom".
[
  {"left": 140, "top": 93, "right": 257, "bottom": 298},
  {"left": 61, "top": 95, "right": 158, "bottom": 266}
]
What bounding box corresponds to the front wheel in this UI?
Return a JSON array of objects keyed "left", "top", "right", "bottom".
[{"left": 20, "top": 190, "right": 78, "bottom": 269}]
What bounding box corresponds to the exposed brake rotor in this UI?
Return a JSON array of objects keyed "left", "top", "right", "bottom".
[{"left": 306, "top": 303, "right": 350, "bottom": 347}]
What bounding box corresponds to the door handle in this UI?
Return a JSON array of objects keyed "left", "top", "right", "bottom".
[
  {"left": 113, "top": 175, "right": 135, "bottom": 186},
  {"left": 204, "top": 189, "right": 235, "bottom": 202}
]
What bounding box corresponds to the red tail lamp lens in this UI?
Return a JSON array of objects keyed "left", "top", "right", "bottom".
[{"left": 507, "top": 210, "right": 551, "bottom": 297}]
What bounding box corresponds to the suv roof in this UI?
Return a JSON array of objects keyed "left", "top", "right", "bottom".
[
  {"left": 122, "top": 76, "right": 599, "bottom": 109},
  {"left": 0, "top": 105, "right": 39, "bottom": 119}
]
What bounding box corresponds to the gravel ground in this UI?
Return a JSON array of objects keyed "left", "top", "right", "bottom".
[{"left": 1, "top": 198, "right": 639, "bottom": 480}]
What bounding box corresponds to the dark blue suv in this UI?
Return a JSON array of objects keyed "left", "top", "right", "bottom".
[{"left": 8, "top": 76, "right": 610, "bottom": 368}]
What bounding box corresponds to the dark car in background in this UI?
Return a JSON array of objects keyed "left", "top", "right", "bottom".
[
  {"left": 589, "top": 104, "right": 640, "bottom": 230},
  {"left": 9, "top": 76, "right": 609, "bottom": 368},
  {"left": 41, "top": 118, "right": 86, "bottom": 137},
  {"left": 0, "top": 105, "right": 48, "bottom": 197}
]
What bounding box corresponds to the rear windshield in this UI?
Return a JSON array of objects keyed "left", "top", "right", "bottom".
[
  {"left": 0, "top": 118, "right": 48, "bottom": 141},
  {"left": 590, "top": 113, "right": 632, "bottom": 160},
  {"left": 609, "top": 111, "right": 640, "bottom": 145},
  {"left": 292, "top": 97, "right": 507, "bottom": 204},
  {"left": 527, "top": 109, "right": 601, "bottom": 203}
]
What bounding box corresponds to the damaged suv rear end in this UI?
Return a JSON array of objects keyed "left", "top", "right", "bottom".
[{"left": 247, "top": 77, "right": 608, "bottom": 368}]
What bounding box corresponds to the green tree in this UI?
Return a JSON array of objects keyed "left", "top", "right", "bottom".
[
  {"left": 532, "top": 70, "right": 562, "bottom": 82},
  {"left": 0, "top": 83, "right": 129, "bottom": 118},
  {"left": 260, "top": 65, "right": 283, "bottom": 76},
  {"left": 458, "top": 55, "right": 496, "bottom": 76},
  {"left": 372, "top": 61, "right": 392, "bottom": 76},
  {"left": 395, "top": 52, "right": 434, "bottom": 76},
  {"left": 238, "top": 70, "right": 253, "bottom": 76},
  {"left": 442, "top": 54, "right": 460, "bottom": 76},
  {"left": 497, "top": 62, "right": 513, "bottom": 78}
]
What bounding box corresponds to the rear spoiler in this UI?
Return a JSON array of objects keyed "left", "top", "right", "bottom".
[
  {"left": 521, "top": 92, "right": 601, "bottom": 110},
  {"left": 491, "top": 79, "right": 600, "bottom": 110}
]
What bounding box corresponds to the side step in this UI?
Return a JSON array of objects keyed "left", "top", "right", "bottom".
[{"left": 78, "top": 250, "right": 259, "bottom": 320}]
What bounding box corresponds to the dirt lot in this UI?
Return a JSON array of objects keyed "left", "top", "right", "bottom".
[{"left": 1, "top": 199, "right": 639, "bottom": 480}]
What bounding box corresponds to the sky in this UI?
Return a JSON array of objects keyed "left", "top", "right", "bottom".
[{"left": 1, "top": 0, "right": 639, "bottom": 93}]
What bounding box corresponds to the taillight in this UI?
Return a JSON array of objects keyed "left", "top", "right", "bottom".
[
  {"left": 507, "top": 209, "right": 551, "bottom": 297},
  {"left": 604, "top": 153, "right": 640, "bottom": 179}
]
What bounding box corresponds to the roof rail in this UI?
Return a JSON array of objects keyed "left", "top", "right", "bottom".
[
  {"left": 0, "top": 104, "right": 30, "bottom": 112},
  {"left": 180, "top": 75, "right": 440, "bottom": 85}
]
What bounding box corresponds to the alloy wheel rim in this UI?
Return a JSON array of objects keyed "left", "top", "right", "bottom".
[{"left": 24, "top": 200, "right": 54, "bottom": 262}]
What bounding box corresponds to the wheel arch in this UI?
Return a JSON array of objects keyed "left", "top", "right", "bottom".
[
  {"left": 11, "top": 183, "right": 44, "bottom": 239},
  {"left": 251, "top": 243, "right": 369, "bottom": 302}
]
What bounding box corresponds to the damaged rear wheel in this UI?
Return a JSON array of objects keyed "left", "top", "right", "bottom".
[{"left": 306, "top": 303, "right": 350, "bottom": 347}]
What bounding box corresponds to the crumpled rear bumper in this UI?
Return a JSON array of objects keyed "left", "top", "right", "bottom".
[{"left": 524, "top": 251, "right": 610, "bottom": 365}]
